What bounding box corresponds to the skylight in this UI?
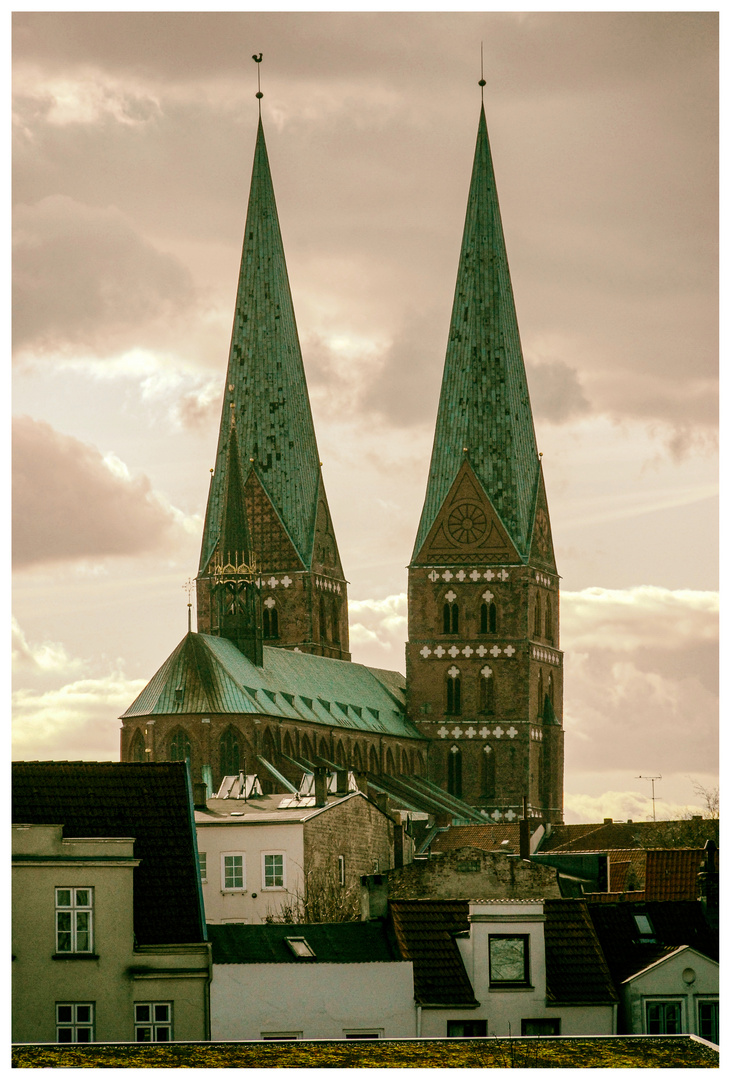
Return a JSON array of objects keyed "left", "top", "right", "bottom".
[{"left": 285, "top": 936, "right": 315, "bottom": 958}]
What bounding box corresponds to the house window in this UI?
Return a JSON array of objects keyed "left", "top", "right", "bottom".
[
  {"left": 222, "top": 854, "right": 246, "bottom": 891},
  {"left": 698, "top": 1000, "right": 719, "bottom": 1043},
  {"left": 55, "top": 888, "right": 93, "bottom": 954},
  {"left": 262, "top": 1032, "right": 302, "bottom": 1040},
  {"left": 263, "top": 853, "right": 285, "bottom": 889},
  {"left": 198, "top": 852, "right": 207, "bottom": 883},
  {"left": 344, "top": 1030, "right": 382, "bottom": 1039},
  {"left": 448, "top": 1020, "right": 487, "bottom": 1037},
  {"left": 522, "top": 1018, "right": 560, "bottom": 1036},
  {"left": 338, "top": 855, "right": 346, "bottom": 886},
  {"left": 56, "top": 1003, "right": 94, "bottom": 1043},
  {"left": 480, "top": 602, "right": 497, "bottom": 634},
  {"left": 646, "top": 1000, "right": 682, "bottom": 1035},
  {"left": 489, "top": 935, "right": 530, "bottom": 987},
  {"left": 134, "top": 1002, "right": 172, "bottom": 1042}
]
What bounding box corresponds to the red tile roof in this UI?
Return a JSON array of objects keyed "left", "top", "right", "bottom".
[
  {"left": 429, "top": 824, "right": 523, "bottom": 854},
  {"left": 644, "top": 849, "right": 705, "bottom": 901}
]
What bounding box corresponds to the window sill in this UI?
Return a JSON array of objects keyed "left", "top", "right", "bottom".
[
  {"left": 221, "top": 889, "right": 247, "bottom": 895},
  {"left": 52, "top": 953, "right": 100, "bottom": 961},
  {"left": 488, "top": 984, "right": 534, "bottom": 993}
]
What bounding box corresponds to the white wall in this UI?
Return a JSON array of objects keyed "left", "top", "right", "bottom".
[
  {"left": 197, "top": 821, "right": 305, "bottom": 924},
  {"left": 211, "top": 961, "right": 416, "bottom": 1040},
  {"left": 622, "top": 948, "right": 718, "bottom": 1036}
]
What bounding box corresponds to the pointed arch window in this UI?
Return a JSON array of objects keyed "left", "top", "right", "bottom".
[
  {"left": 482, "top": 744, "right": 496, "bottom": 799},
  {"left": 386, "top": 748, "right": 396, "bottom": 775},
  {"left": 547, "top": 672, "right": 554, "bottom": 707},
  {"left": 369, "top": 745, "right": 380, "bottom": 773},
  {"left": 331, "top": 597, "right": 341, "bottom": 645},
  {"left": 169, "top": 728, "right": 191, "bottom": 764},
  {"left": 263, "top": 601, "right": 279, "bottom": 639},
  {"left": 414, "top": 751, "right": 425, "bottom": 778},
  {"left": 443, "top": 602, "right": 459, "bottom": 634},
  {"left": 352, "top": 743, "right": 364, "bottom": 773},
  {"left": 448, "top": 745, "right": 463, "bottom": 798},
  {"left": 300, "top": 736, "right": 313, "bottom": 766},
  {"left": 319, "top": 594, "right": 329, "bottom": 642},
  {"left": 220, "top": 728, "right": 240, "bottom": 777},
  {"left": 544, "top": 596, "right": 553, "bottom": 644},
  {"left": 401, "top": 749, "right": 410, "bottom": 775},
  {"left": 130, "top": 730, "right": 146, "bottom": 763},
  {"left": 446, "top": 667, "right": 462, "bottom": 715},
  {"left": 534, "top": 592, "right": 542, "bottom": 638},
  {"left": 480, "top": 601, "right": 498, "bottom": 634},
  {"left": 480, "top": 665, "right": 496, "bottom": 715},
  {"left": 537, "top": 669, "right": 544, "bottom": 719}
]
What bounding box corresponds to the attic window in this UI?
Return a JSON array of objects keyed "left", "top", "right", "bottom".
[
  {"left": 285, "top": 937, "right": 315, "bottom": 959},
  {"left": 300, "top": 697, "right": 313, "bottom": 710},
  {"left": 281, "top": 693, "right": 294, "bottom": 706},
  {"left": 633, "top": 913, "right": 656, "bottom": 940},
  {"left": 367, "top": 708, "right": 380, "bottom": 720},
  {"left": 336, "top": 702, "right": 349, "bottom": 715},
  {"left": 318, "top": 698, "right": 331, "bottom": 712},
  {"left": 351, "top": 706, "right": 362, "bottom": 718},
  {"left": 174, "top": 687, "right": 184, "bottom": 703}
]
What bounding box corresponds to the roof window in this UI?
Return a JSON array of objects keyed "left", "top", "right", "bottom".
[
  {"left": 285, "top": 936, "right": 315, "bottom": 959},
  {"left": 633, "top": 913, "right": 656, "bottom": 940}
]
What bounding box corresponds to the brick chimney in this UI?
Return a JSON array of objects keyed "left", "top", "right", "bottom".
[
  {"left": 193, "top": 781, "right": 209, "bottom": 810},
  {"left": 360, "top": 873, "right": 388, "bottom": 921},
  {"left": 314, "top": 766, "right": 329, "bottom": 807}
]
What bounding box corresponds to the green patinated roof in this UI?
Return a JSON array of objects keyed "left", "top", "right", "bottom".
[
  {"left": 122, "top": 633, "right": 422, "bottom": 741},
  {"left": 199, "top": 118, "right": 322, "bottom": 573},
  {"left": 412, "top": 105, "right": 540, "bottom": 562}
]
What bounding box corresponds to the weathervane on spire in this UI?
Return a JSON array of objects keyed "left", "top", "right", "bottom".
[
  {"left": 183, "top": 578, "right": 194, "bottom": 633},
  {"left": 479, "top": 42, "right": 486, "bottom": 99},
  {"left": 252, "top": 52, "right": 263, "bottom": 113}
]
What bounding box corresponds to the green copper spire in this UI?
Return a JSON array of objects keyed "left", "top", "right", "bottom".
[
  {"left": 412, "top": 104, "right": 540, "bottom": 562},
  {"left": 199, "top": 118, "right": 322, "bottom": 574}
]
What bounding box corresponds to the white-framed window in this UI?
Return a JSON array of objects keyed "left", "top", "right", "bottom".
[
  {"left": 645, "top": 999, "right": 683, "bottom": 1035},
  {"left": 697, "top": 999, "right": 719, "bottom": 1043},
  {"left": 338, "top": 854, "right": 345, "bottom": 886},
  {"left": 261, "top": 1031, "right": 302, "bottom": 1040},
  {"left": 56, "top": 1003, "right": 94, "bottom": 1043},
  {"left": 262, "top": 852, "right": 285, "bottom": 889},
  {"left": 221, "top": 853, "right": 245, "bottom": 891},
  {"left": 55, "top": 888, "right": 93, "bottom": 954},
  {"left": 135, "top": 1002, "right": 173, "bottom": 1042},
  {"left": 344, "top": 1029, "right": 383, "bottom": 1039},
  {"left": 198, "top": 852, "right": 207, "bottom": 882}
]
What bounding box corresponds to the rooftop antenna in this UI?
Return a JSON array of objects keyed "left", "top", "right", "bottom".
[
  {"left": 637, "top": 774, "right": 662, "bottom": 821},
  {"left": 479, "top": 42, "right": 486, "bottom": 100},
  {"left": 183, "top": 578, "right": 194, "bottom": 633},
  {"left": 252, "top": 52, "right": 263, "bottom": 114}
]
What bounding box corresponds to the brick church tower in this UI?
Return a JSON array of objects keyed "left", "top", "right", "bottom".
[
  {"left": 407, "top": 104, "right": 564, "bottom": 823},
  {"left": 196, "top": 118, "right": 350, "bottom": 661}
]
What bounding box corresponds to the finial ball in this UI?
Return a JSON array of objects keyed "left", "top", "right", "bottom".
[
  {"left": 479, "top": 79, "right": 486, "bottom": 87},
  {"left": 256, "top": 91, "right": 263, "bottom": 99}
]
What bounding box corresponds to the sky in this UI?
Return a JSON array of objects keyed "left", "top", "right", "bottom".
[{"left": 12, "top": 10, "right": 718, "bottom": 824}]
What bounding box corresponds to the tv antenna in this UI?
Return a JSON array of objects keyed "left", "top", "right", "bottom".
[{"left": 637, "top": 774, "right": 662, "bottom": 821}]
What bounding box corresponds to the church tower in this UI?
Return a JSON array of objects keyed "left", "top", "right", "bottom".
[
  {"left": 197, "top": 117, "right": 350, "bottom": 661},
  {"left": 408, "top": 104, "right": 564, "bottom": 823}
]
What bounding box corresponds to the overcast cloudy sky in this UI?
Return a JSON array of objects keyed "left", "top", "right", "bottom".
[{"left": 12, "top": 11, "right": 718, "bottom": 823}]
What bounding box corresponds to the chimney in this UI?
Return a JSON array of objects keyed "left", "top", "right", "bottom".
[
  {"left": 374, "top": 792, "right": 389, "bottom": 814},
  {"left": 393, "top": 823, "right": 404, "bottom": 869},
  {"left": 603, "top": 818, "right": 613, "bottom": 825},
  {"left": 360, "top": 873, "right": 388, "bottom": 921},
  {"left": 314, "top": 766, "right": 328, "bottom": 807},
  {"left": 193, "top": 781, "right": 208, "bottom": 810},
  {"left": 336, "top": 768, "right": 349, "bottom": 796},
  {"left": 354, "top": 771, "right": 368, "bottom": 798},
  {"left": 519, "top": 796, "right": 530, "bottom": 860}
]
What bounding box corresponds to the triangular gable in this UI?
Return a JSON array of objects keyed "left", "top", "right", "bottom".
[
  {"left": 528, "top": 465, "right": 558, "bottom": 574},
  {"left": 413, "top": 458, "right": 521, "bottom": 564},
  {"left": 244, "top": 469, "right": 305, "bottom": 572}
]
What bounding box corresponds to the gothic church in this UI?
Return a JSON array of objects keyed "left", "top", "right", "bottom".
[{"left": 121, "top": 97, "right": 564, "bottom": 824}]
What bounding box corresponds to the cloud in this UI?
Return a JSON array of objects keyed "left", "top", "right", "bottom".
[
  {"left": 562, "top": 786, "right": 712, "bottom": 825},
  {"left": 13, "top": 195, "right": 200, "bottom": 360},
  {"left": 12, "top": 672, "right": 145, "bottom": 761},
  {"left": 526, "top": 358, "right": 591, "bottom": 424},
  {"left": 348, "top": 594, "right": 407, "bottom": 667},
  {"left": 13, "top": 416, "right": 186, "bottom": 568},
  {"left": 11, "top": 617, "right": 85, "bottom": 677}
]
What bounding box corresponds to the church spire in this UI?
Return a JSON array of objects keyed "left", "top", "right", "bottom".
[
  {"left": 197, "top": 112, "right": 350, "bottom": 660},
  {"left": 412, "top": 104, "right": 540, "bottom": 563}
]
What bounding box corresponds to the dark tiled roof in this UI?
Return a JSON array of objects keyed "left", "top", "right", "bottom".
[
  {"left": 644, "top": 848, "right": 705, "bottom": 901},
  {"left": 539, "top": 820, "right": 719, "bottom": 853},
  {"left": 12, "top": 761, "right": 205, "bottom": 946},
  {"left": 208, "top": 920, "right": 399, "bottom": 965},
  {"left": 587, "top": 900, "right": 718, "bottom": 984},
  {"left": 543, "top": 899, "right": 618, "bottom": 1004},
  {"left": 388, "top": 900, "right": 478, "bottom": 1007},
  {"left": 429, "top": 823, "right": 523, "bottom": 853}
]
